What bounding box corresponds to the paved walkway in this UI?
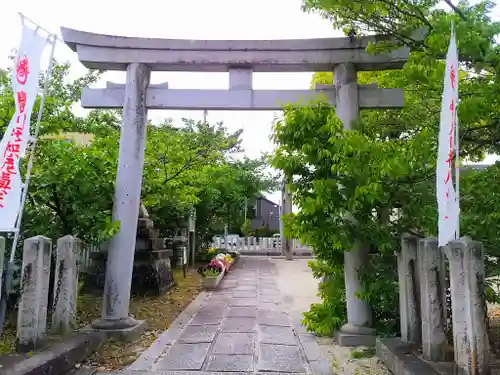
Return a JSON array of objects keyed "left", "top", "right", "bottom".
[{"left": 121, "top": 257, "right": 333, "bottom": 375}]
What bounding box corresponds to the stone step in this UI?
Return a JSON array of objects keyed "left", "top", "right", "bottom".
[
  {"left": 133, "top": 248, "right": 173, "bottom": 261},
  {"left": 138, "top": 218, "right": 154, "bottom": 229},
  {"left": 95, "top": 372, "right": 165, "bottom": 375},
  {"left": 135, "top": 237, "right": 166, "bottom": 251},
  {"left": 137, "top": 226, "right": 160, "bottom": 238},
  {"left": 67, "top": 366, "right": 98, "bottom": 375}
]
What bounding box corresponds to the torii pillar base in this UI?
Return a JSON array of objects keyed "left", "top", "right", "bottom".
[
  {"left": 334, "top": 326, "right": 376, "bottom": 347},
  {"left": 89, "top": 316, "right": 146, "bottom": 342}
]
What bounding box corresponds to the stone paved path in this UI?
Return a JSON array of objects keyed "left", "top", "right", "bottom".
[{"left": 120, "top": 257, "right": 333, "bottom": 375}]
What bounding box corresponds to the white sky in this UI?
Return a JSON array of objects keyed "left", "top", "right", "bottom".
[
  {"left": 0, "top": 0, "right": 343, "bottom": 204},
  {"left": 0, "top": 0, "right": 498, "bottom": 205}
]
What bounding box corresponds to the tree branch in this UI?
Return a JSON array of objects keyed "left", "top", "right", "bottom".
[
  {"left": 443, "top": 0, "right": 467, "bottom": 20},
  {"left": 386, "top": 0, "right": 433, "bottom": 30},
  {"left": 48, "top": 184, "right": 73, "bottom": 234},
  {"left": 164, "top": 160, "right": 192, "bottom": 183},
  {"left": 461, "top": 123, "right": 497, "bottom": 138}
]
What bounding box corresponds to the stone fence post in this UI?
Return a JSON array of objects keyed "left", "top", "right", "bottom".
[
  {"left": 173, "top": 229, "right": 188, "bottom": 269},
  {"left": 417, "top": 237, "right": 447, "bottom": 361},
  {"left": 52, "top": 235, "right": 82, "bottom": 334},
  {"left": 398, "top": 234, "right": 421, "bottom": 345},
  {"left": 17, "top": 236, "right": 52, "bottom": 351},
  {"left": 447, "top": 238, "right": 490, "bottom": 375}
]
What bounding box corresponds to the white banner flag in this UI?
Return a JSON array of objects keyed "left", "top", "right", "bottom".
[
  {"left": 437, "top": 25, "right": 460, "bottom": 247},
  {"left": 0, "top": 23, "right": 49, "bottom": 231}
]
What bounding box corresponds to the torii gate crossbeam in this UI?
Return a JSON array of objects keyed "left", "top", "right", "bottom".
[{"left": 82, "top": 81, "right": 404, "bottom": 111}]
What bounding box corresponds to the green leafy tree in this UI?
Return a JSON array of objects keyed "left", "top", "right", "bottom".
[
  {"left": 241, "top": 219, "right": 253, "bottom": 237},
  {"left": 193, "top": 156, "right": 278, "bottom": 245},
  {"left": 271, "top": 0, "right": 500, "bottom": 335},
  {"left": 0, "top": 62, "right": 120, "bottom": 242},
  {"left": 0, "top": 61, "right": 278, "bottom": 249},
  {"left": 25, "top": 135, "right": 119, "bottom": 241}
]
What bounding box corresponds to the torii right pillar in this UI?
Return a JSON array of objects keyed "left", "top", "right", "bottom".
[{"left": 333, "top": 63, "right": 375, "bottom": 347}]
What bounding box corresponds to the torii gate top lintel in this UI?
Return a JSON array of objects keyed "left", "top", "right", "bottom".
[{"left": 60, "top": 27, "right": 410, "bottom": 72}]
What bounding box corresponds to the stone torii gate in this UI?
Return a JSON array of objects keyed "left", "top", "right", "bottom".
[{"left": 61, "top": 27, "right": 409, "bottom": 345}]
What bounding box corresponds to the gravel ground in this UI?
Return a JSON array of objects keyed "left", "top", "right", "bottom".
[{"left": 270, "top": 257, "right": 391, "bottom": 375}]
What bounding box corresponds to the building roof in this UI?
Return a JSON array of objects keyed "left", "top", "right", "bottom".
[
  {"left": 461, "top": 164, "right": 491, "bottom": 172},
  {"left": 257, "top": 195, "right": 279, "bottom": 206}
]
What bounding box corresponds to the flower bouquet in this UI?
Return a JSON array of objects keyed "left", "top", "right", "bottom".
[
  {"left": 198, "top": 258, "right": 226, "bottom": 290},
  {"left": 215, "top": 253, "right": 236, "bottom": 271}
]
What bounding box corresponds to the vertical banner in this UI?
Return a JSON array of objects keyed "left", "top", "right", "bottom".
[
  {"left": 437, "top": 25, "right": 460, "bottom": 247},
  {"left": 0, "top": 21, "right": 49, "bottom": 231}
]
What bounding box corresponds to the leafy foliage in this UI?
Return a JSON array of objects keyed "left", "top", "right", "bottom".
[
  {"left": 272, "top": 0, "right": 500, "bottom": 335},
  {"left": 0, "top": 61, "right": 276, "bottom": 253}
]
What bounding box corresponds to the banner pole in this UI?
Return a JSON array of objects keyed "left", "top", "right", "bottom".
[
  {"left": 8, "top": 36, "right": 56, "bottom": 263},
  {"left": 455, "top": 113, "right": 460, "bottom": 239},
  {"left": 452, "top": 23, "right": 460, "bottom": 240},
  {"left": 0, "top": 35, "right": 56, "bottom": 337}
]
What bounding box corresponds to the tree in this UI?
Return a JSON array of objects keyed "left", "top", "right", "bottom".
[
  {"left": 241, "top": 219, "right": 252, "bottom": 237},
  {"left": 193, "top": 156, "right": 278, "bottom": 245},
  {"left": 25, "top": 135, "right": 119, "bottom": 242},
  {"left": 0, "top": 62, "right": 121, "bottom": 242},
  {"left": 302, "top": 0, "right": 500, "bottom": 156},
  {"left": 271, "top": 0, "right": 500, "bottom": 335},
  {"left": 0, "top": 61, "right": 278, "bottom": 250}
]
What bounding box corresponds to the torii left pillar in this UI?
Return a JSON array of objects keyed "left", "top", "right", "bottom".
[{"left": 92, "top": 63, "right": 150, "bottom": 336}]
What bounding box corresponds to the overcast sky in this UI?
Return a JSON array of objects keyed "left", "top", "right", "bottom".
[
  {"left": 0, "top": 0, "right": 498, "bottom": 206},
  {"left": 0, "top": 0, "right": 345, "bottom": 204}
]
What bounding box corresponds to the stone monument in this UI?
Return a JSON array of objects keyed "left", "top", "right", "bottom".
[{"left": 90, "top": 204, "right": 175, "bottom": 296}]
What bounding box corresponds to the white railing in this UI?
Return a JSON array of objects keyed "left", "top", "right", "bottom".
[
  {"left": 79, "top": 240, "right": 101, "bottom": 273},
  {"left": 211, "top": 236, "right": 313, "bottom": 255}
]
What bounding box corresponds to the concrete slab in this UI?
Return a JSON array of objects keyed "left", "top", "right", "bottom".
[
  {"left": 212, "top": 332, "right": 255, "bottom": 354},
  {"left": 257, "top": 310, "right": 291, "bottom": 326},
  {"left": 258, "top": 344, "right": 306, "bottom": 373},
  {"left": 259, "top": 325, "right": 298, "bottom": 346},
  {"left": 229, "top": 298, "right": 258, "bottom": 307},
  {"left": 205, "top": 355, "right": 254, "bottom": 372},
  {"left": 232, "top": 290, "right": 257, "bottom": 298},
  {"left": 221, "top": 317, "right": 257, "bottom": 332},
  {"left": 189, "top": 313, "right": 223, "bottom": 325},
  {"left": 155, "top": 343, "right": 210, "bottom": 370},
  {"left": 227, "top": 307, "right": 257, "bottom": 318},
  {"left": 128, "top": 257, "right": 333, "bottom": 375},
  {"left": 178, "top": 324, "right": 219, "bottom": 343}
]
